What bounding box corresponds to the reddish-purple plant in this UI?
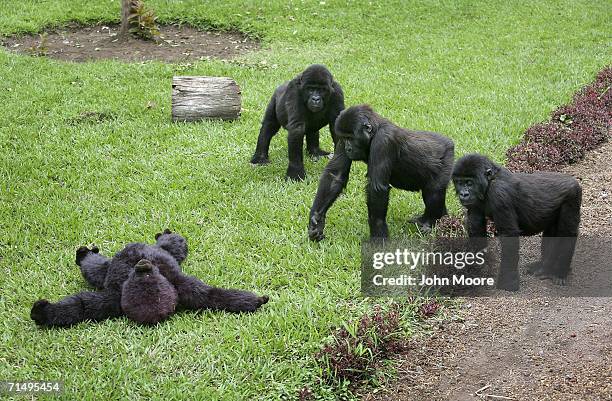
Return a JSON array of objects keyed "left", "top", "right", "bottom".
[
  {"left": 507, "top": 66, "right": 611, "bottom": 173},
  {"left": 434, "top": 215, "right": 466, "bottom": 237},
  {"left": 315, "top": 304, "right": 405, "bottom": 385},
  {"left": 419, "top": 300, "right": 441, "bottom": 319}
]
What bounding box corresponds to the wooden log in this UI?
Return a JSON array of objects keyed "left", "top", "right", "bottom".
[{"left": 172, "top": 76, "right": 241, "bottom": 122}]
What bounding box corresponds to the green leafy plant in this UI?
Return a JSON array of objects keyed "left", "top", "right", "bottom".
[
  {"left": 29, "top": 32, "right": 48, "bottom": 56},
  {"left": 128, "top": 0, "right": 160, "bottom": 40}
]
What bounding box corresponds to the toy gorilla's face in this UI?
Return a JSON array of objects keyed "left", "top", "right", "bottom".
[{"left": 133, "top": 259, "right": 158, "bottom": 276}]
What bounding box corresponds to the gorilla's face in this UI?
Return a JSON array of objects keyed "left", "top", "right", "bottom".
[
  {"left": 302, "top": 84, "right": 330, "bottom": 113},
  {"left": 453, "top": 176, "right": 478, "bottom": 206},
  {"left": 336, "top": 111, "right": 372, "bottom": 161},
  {"left": 452, "top": 174, "right": 488, "bottom": 207},
  {"left": 299, "top": 65, "right": 334, "bottom": 113},
  {"left": 452, "top": 154, "right": 498, "bottom": 208}
]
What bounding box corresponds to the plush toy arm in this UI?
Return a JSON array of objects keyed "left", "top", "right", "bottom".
[
  {"left": 31, "top": 289, "right": 121, "bottom": 328},
  {"left": 174, "top": 274, "right": 268, "bottom": 313},
  {"left": 76, "top": 246, "right": 110, "bottom": 289}
]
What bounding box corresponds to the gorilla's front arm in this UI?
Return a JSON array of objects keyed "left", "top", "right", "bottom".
[
  {"left": 466, "top": 208, "right": 488, "bottom": 251},
  {"left": 326, "top": 81, "right": 345, "bottom": 146},
  {"left": 308, "top": 141, "right": 352, "bottom": 241},
  {"left": 491, "top": 204, "right": 521, "bottom": 291},
  {"left": 365, "top": 139, "right": 394, "bottom": 239},
  {"left": 284, "top": 82, "right": 309, "bottom": 181}
]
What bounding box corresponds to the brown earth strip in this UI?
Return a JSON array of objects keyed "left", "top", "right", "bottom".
[{"left": 0, "top": 23, "right": 258, "bottom": 62}]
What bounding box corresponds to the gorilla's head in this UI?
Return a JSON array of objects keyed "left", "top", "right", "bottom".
[
  {"left": 334, "top": 105, "right": 378, "bottom": 161},
  {"left": 452, "top": 154, "right": 500, "bottom": 207},
  {"left": 155, "top": 229, "right": 188, "bottom": 263},
  {"left": 299, "top": 64, "right": 334, "bottom": 113}
]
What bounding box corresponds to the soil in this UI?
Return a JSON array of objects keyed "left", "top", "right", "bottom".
[
  {"left": 363, "top": 141, "right": 612, "bottom": 401},
  {"left": 0, "top": 23, "right": 259, "bottom": 63}
]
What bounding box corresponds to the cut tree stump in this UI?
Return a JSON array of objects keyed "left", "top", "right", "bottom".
[{"left": 172, "top": 76, "right": 241, "bottom": 122}]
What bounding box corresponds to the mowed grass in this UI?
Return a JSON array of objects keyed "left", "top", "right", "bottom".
[{"left": 0, "top": 1, "right": 609, "bottom": 399}]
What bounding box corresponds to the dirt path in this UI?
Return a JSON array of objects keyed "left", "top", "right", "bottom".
[{"left": 364, "top": 142, "right": 612, "bottom": 401}]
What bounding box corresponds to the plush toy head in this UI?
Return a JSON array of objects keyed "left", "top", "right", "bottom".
[
  {"left": 155, "top": 229, "right": 188, "bottom": 263},
  {"left": 121, "top": 259, "right": 178, "bottom": 325}
]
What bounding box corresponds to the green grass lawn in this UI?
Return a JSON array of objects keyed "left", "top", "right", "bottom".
[{"left": 0, "top": 1, "right": 609, "bottom": 399}]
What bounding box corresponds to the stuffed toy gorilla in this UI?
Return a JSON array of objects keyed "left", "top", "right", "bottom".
[{"left": 31, "top": 230, "right": 269, "bottom": 327}]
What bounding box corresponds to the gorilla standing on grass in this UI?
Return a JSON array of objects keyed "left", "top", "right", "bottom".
[
  {"left": 452, "top": 154, "right": 582, "bottom": 291},
  {"left": 31, "top": 230, "right": 269, "bottom": 327},
  {"left": 308, "top": 105, "right": 455, "bottom": 241},
  {"left": 250, "top": 64, "right": 345, "bottom": 181}
]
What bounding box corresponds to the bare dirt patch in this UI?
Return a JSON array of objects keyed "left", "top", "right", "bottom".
[{"left": 0, "top": 23, "right": 259, "bottom": 63}]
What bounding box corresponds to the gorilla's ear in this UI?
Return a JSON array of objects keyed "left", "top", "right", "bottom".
[
  {"left": 328, "top": 80, "right": 335, "bottom": 94},
  {"left": 363, "top": 120, "right": 373, "bottom": 134},
  {"left": 156, "top": 228, "right": 172, "bottom": 239},
  {"left": 297, "top": 73, "right": 304, "bottom": 88},
  {"left": 485, "top": 166, "right": 499, "bottom": 180}
]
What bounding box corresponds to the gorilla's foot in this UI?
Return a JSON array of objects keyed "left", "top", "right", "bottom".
[
  {"left": 551, "top": 276, "right": 568, "bottom": 286},
  {"left": 525, "top": 261, "right": 545, "bottom": 276},
  {"left": 308, "top": 147, "right": 331, "bottom": 159},
  {"left": 409, "top": 215, "right": 433, "bottom": 233},
  {"left": 75, "top": 246, "right": 99, "bottom": 266},
  {"left": 533, "top": 268, "right": 569, "bottom": 286},
  {"left": 286, "top": 165, "right": 306, "bottom": 181},
  {"left": 250, "top": 153, "right": 270, "bottom": 165},
  {"left": 497, "top": 273, "right": 520, "bottom": 291},
  {"left": 31, "top": 299, "right": 51, "bottom": 327}
]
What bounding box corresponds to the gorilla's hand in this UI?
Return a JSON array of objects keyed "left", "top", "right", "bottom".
[{"left": 308, "top": 212, "right": 326, "bottom": 242}]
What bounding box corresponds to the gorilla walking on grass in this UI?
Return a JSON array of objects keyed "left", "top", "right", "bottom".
[
  {"left": 250, "top": 64, "right": 345, "bottom": 181},
  {"left": 452, "top": 154, "right": 582, "bottom": 291},
  {"left": 308, "top": 105, "right": 455, "bottom": 241},
  {"left": 31, "top": 230, "right": 269, "bottom": 327}
]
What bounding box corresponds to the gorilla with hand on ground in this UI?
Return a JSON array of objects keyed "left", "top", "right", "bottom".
[
  {"left": 452, "top": 154, "right": 582, "bottom": 291},
  {"left": 308, "top": 105, "right": 455, "bottom": 241},
  {"left": 31, "top": 230, "right": 269, "bottom": 327},
  {"left": 250, "top": 64, "right": 345, "bottom": 181}
]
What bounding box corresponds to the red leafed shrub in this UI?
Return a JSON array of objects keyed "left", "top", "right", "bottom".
[
  {"left": 315, "top": 304, "right": 405, "bottom": 385},
  {"left": 507, "top": 66, "right": 611, "bottom": 173},
  {"left": 419, "top": 300, "right": 441, "bottom": 319},
  {"left": 434, "top": 215, "right": 466, "bottom": 238},
  {"left": 435, "top": 214, "right": 496, "bottom": 237},
  {"left": 506, "top": 140, "right": 565, "bottom": 173}
]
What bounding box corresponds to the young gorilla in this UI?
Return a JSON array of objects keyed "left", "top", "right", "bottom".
[
  {"left": 308, "top": 105, "right": 455, "bottom": 241},
  {"left": 30, "top": 230, "right": 269, "bottom": 327},
  {"left": 452, "top": 154, "right": 582, "bottom": 291},
  {"left": 250, "top": 64, "right": 345, "bottom": 181}
]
